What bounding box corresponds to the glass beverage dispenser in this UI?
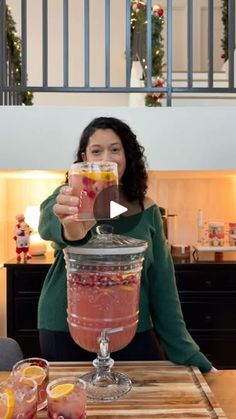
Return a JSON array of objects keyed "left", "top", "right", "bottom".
[{"left": 64, "top": 225, "right": 147, "bottom": 401}]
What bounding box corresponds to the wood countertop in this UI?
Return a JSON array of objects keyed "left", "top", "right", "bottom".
[{"left": 1, "top": 361, "right": 234, "bottom": 418}]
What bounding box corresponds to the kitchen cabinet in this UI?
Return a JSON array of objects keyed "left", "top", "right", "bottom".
[
  {"left": 4, "top": 256, "right": 236, "bottom": 367},
  {"left": 174, "top": 260, "right": 236, "bottom": 369},
  {"left": 4, "top": 254, "right": 54, "bottom": 358}
]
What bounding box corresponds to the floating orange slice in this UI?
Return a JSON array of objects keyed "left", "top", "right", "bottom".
[
  {"left": 83, "top": 171, "right": 117, "bottom": 181},
  {"left": 0, "top": 390, "right": 15, "bottom": 419},
  {"left": 21, "top": 365, "right": 46, "bottom": 385},
  {"left": 50, "top": 383, "right": 75, "bottom": 400},
  {"left": 120, "top": 285, "right": 135, "bottom": 291}
]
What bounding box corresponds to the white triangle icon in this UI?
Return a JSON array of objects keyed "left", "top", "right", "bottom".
[{"left": 110, "top": 201, "right": 128, "bottom": 219}]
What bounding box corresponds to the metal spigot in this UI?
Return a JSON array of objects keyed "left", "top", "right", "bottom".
[{"left": 98, "top": 327, "right": 123, "bottom": 358}]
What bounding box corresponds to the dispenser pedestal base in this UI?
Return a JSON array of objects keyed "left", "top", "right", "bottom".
[{"left": 81, "top": 370, "right": 132, "bottom": 401}]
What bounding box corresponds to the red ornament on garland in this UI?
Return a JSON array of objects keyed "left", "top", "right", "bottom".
[
  {"left": 132, "top": 1, "right": 142, "bottom": 12},
  {"left": 155, "top": 80, "right": 164, "bottom": 88},
  {"left": 221, "top": 53, "right": 225, "bottom": 59},
  {"left": 157, "top": 8, "right": 164, "bottom": 17},
  {"left": 153, "top": 80, "right": 164, "bottom": 100}
]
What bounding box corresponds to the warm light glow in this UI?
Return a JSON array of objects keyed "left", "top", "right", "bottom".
[
  {"left": 0, "top": 170, "right": 64, "bottom": 179},
  {"left": 30, "top": 232, "right": 47, "bottom": 256},
  {"left": 25, "top": 206, "right": 47, "bottom": 255},
  {"left": 25, "top": 206, "right": 40, "bottom": 231}
]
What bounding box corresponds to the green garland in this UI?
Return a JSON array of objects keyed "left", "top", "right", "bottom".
[
  {"left": 6, "top": 4, "right": 33, "bottom": 105},
  {"left": 131, "top": 1, "right": 165, "bottom": 106},
  {"left": 221, "top": 0, "right": 228, "bottom": 62}
]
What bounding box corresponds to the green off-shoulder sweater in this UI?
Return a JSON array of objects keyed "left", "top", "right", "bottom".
[{"left": 38, "top": 186, "right": 212, "bottom": 372}]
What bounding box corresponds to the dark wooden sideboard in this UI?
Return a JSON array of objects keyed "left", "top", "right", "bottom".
[
  {"left": 4, "top": 254, "right": 54, "bottom": 358},
  {"left": 174, "top": 259, "right": 236, "bottom": 369},
  {"left": 4, "top": 255, "right": 236, "bottom": 367}
]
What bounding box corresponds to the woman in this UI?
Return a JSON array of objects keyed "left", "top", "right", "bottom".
[{"left": 38, "top": 116, "right": 213, "bottom": 372}]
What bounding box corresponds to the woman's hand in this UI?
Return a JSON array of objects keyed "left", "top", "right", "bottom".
[
  {"left": 53, "top": 185, "right": 96, "bottom": 241},
  {"left": 210, "top": 366, "right": 218, "bottom": 373}
]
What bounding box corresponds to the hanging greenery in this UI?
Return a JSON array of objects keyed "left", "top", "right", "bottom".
[
  {"left": 6, "top": 4, "right": 33, "bottom": 105},
  {"left": 131, "top": 0, "right": 165, "bottom": 106},
  {"left": 221, "top": 0, "right": 228, "bottom": 62}
]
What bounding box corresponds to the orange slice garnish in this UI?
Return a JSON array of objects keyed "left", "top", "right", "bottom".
[
  {"left": 82, "top": 171, "right": 117, "bottom": 181},
  {"left": 120, "top": 285, "right": 135, "bottom": 291},
  {"left": 21, "top": 365, "right": 46, "bottom": 385},
  {"left": 50, "top": 383, "right": 74, "bottom": 400},
  {"left": 0, "top": 390, "right": 15, "bottom": 419}
]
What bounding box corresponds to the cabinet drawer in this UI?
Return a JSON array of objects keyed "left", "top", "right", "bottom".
[
  {"left": 176, "top": 270, "right": 236, "bottom": 292},
  {"left": 181, "top": 299, "right": 236, "bottom": 329},
  {"left": 13, "top": 270, "right": 48, "bottom": 294},
  {"left": 14, "top": 297, "right": 39, "bottom": 330}
]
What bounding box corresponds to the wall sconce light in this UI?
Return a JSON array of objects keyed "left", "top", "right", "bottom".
[{"left": 25, "top": 206, "right": 47, "bottom": 256}]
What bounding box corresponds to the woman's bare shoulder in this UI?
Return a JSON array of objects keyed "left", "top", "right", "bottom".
[{"left": 143, "top": 196, "right": 156, "bottom": 210}]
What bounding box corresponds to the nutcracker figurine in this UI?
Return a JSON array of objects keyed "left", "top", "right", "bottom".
[{"left": 13, "top": 213, "right": 32, "bottom": 262}]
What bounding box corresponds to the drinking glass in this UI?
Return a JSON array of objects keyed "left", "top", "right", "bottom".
[
  {"left": 46, "top": 376, "right": 87, "bottom": 419},
  {"left": 12, "top": 357, "right": 49, "bottom": 410},
  {"left": 0, "top": 376, "right": 37, "bottom": 418},
  {"left": 69, "top": 161, "right": 118, "bottom": 220}
]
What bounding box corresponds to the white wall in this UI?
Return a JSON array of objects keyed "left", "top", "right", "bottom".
[{"left": 0, "top": 106, "right": 236, "bottom": 171}]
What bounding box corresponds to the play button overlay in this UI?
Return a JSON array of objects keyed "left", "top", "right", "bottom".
[
  {"left": 110, "top": 200, "right": 128, "bottom": 218},
  {"left": 93, "top": 184, "right": 144, "bottom": 234},
  {"left": 93, "top": 185, "right": 128, "bottom": 220},
  {"left": 93, "top": 185, "right": 119, "bottom": 220}
]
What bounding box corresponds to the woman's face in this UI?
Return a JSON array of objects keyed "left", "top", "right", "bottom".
[{"left": 83, "top": 129, "right": 126, "bottom": 180}]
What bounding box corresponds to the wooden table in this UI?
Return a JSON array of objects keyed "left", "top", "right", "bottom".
[{"left": 0, "top": 361, "right": 234, "bottom": 418}]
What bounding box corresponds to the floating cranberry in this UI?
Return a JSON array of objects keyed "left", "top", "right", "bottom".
[
  {"left": 38, "top": 360, "right": 47, "bottom": 368},
  {"left": 82, "top": 176, "right": 95, "bottom": 187},
  {"left": 87, "top": 190, "right": 96, "bottom": 199}
]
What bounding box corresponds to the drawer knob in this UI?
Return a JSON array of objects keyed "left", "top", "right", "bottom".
[
  {"left": 205, "top": 280, "right": 212, "bottom": 287},
  {"left": 205, "top": 315, "right": 212, "bottom": 322}
]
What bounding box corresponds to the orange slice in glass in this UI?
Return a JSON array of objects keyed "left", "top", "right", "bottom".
[
  {"left": 50, "top": 383, "right": 75, "bottom": 400},
  {"left": 120, "top": 285, "right": 135, "bottom": 291},
  {"left": 83, "top": 171, "right": 117, "bottom": 182},
  {"left": 0, "top": 390, "right": 15, "bottom": 419},
  {"left": 21, "top": 365, "right": 46, "bottom": 385}
]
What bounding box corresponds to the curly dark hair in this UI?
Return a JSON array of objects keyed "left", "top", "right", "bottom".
[{"left": 69, "top": 116, "right": 148, "bottom": 207}]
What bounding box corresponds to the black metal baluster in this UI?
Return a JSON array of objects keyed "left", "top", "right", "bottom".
[
  {"left": 63, "top": 0, "right": 69, "bottom": 87},
  {"left": 105, "top": 0, "right": 110, "bottom": 88},
  {"left": 84, "top": 0, "right": 89, "bottom": 87},
  {"left": 42, "top": 0, "right": 48, "bottom": 87},
  {"left": 208, "top": 0, "right": 214, "bottom": 89},
  {"left": 166, "top": 0, "right": 173, "bottom": 106},
  {"left": 125, "top": 0, "right": 131, "bottom": 88},
  {"left": 228, "top": 0, "right": 235, "bottom": 88},
  {"left": 187, "top": 0, "right": 193, "bottom": 89}
]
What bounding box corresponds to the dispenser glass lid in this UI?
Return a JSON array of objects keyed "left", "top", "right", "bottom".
[{"left": 66, "top": 225, "right": 148, "bottom": 255}]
